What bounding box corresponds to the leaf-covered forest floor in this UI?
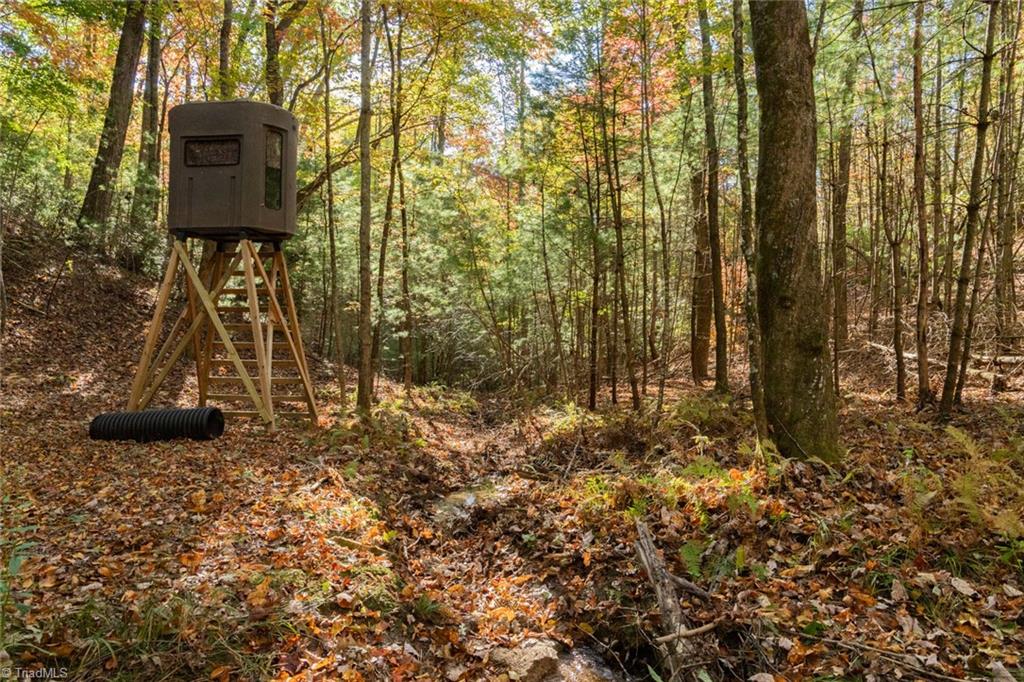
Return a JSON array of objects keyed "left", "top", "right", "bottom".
[{"left": 2, "top": 237, "right": 1023, "bottom": 681}]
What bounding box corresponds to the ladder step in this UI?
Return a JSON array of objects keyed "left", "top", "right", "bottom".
[
  {"left": 219, "top": 287, "right": 277, "bottom": 296},
  {"left": 222, "top": 410, "right": 312, "bottom": 419},
  {"left": 213, "top": 340, "right": 254, "bottom": 348},
  {"left": 221, "top": 322, "right": 291, "bottom": 332},
  {"left": 216, "top": 306, "right": 248, "bottom": 314},
  {"left": 208, "top": 376, "right": 304, "bottom": 385},
  {"left": 209, "top": 358, "right": 298, "bottom": 367},
  {"left": 208, "top": 393, "right": 309, "bottom": 404}
]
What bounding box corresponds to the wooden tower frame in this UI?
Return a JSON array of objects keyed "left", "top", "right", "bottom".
[{"left": 127, "top": 238, "right": 318, "bottom": 428}]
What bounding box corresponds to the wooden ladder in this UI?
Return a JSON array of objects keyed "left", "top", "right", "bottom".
[{"left": 127, "top": 238, "right": 318, "bottom": 429}]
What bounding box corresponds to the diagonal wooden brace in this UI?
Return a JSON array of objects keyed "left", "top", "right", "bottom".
[
  {"left": 243, "top": 241, "right": 319, "bottom": 420},
  {"left": 135, "top": 253, "right": 241, "bottom": 410},
  {"left": 174, "top": 240, "right": 271, "bottom": 423}
]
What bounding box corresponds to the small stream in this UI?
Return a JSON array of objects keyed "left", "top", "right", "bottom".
[
  {"left": 431, "top": 480, "right": 634, "bottom": 682},
  {"left": 556, "top": 647, "right": 631, "bottom": 681}
]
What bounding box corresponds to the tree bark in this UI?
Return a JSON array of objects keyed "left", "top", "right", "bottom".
[
  {"left": 698, "top": 1, "right": 729, "bottom": 393},
  {"left": 731, "top": 0, "right": 767, "bottom": 441},
  {"left": 356, "top": 0, "right": 374, "bottom": 413},
  {"left": 748, "top": 0, "right": 841, "bottom": 461},
  {"left": 264, "top": 0, "right": 308, "bottom": 107},
  {"left": 690, "top": 169, "right": 711, "bottom": 384},
  {"left": 219, "top": 0, "right": 233, "bottom": 98},
  {"left": 78, "top": 0, "right": 148, "bottom": 232},
  {"left": 912, "top": 0, "right": 931, "bottom": 407},
  {"left": 994, "top": 0, "right": 1021, "bottom": 353},
  {"left": 939, "top": 0, "right": 999, "bottom": 418}
]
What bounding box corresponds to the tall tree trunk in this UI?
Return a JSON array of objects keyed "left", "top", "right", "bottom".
[
  {"left": 731, "top": 0, "right": 767, "bottom": 441},
  {"left": 690, "top": 169, "right": 711, "bottom": 384},
  {"left": 78, "top": 0, "right": 148, "bottom": 232},
  {"left": 399, "top": 160, "right": 413, "bottom": 391},
  {"left": 598, "top": 82, "right": 641, "bottom": 410},
  {"left": 956, "top": 188, "right": 997, "bottom": 403},
  {"left": 930, "top": 37, "right": 944, "bottom": 308},
  {"left": 576, "top": 102, "right": 601, "bottom": 411},
  {"left": 540, "top": 180, "right": 568, "bottom": 388},
  {"left": 877, "top": 123, "right": 906, "bottom": 402},
  {"left": 640, "top": 0, "right": 672, "bottom": 415},
  {"left": 264, "top": 0, "right": 308, "bottom": 107},
  {"left": 128, "top": 4, "right": 162, "bottom": 253},
  {"left": 939, "top": 0, "right": 999, "bottom": 418},
  {"left": 748, "top": 0, "right": 841, "bottom": 461},
  {"left": 994, "top": 0, "right": 1021, "bottom": 352},
  {"left": 219, "top": 0, "right": 233, "bottom": 98},
  {"left": 698, "top": 1, "right": 729, "bottom": 392},
  {"left": 319, "top": 5, "right": 347, "bottom": 405},
  {"left": 356, "top": 0, "right": 374, "bottom": 412},
  {"left": 371, "top": 7, "right": 403, "bottom": 386},
  {"left": 831, "top": 0, "right": 864, "bottom": 385},
  {"left": 943, "top": 69, "right": 967, "bottom": 313},
  {"left": 912, "top": 0, "right": 932, "bottom": 407}
]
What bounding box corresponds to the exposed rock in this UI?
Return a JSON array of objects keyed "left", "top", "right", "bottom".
[{"left": 491, "top": 639, "right": 560, "bottom": 682}]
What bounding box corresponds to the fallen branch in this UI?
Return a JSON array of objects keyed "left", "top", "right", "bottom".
[
  {"left": 635, "top": 520, "right": 717, "bottom": 681},
  {"left": 669, "top": 572, "right": 712, "bottom": 601},
  {"left": 655, "top": 617, "right": 722, "bottom": 643}
]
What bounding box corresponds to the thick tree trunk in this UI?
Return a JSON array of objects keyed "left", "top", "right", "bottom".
[
  {"left": 912, "top": 0, "right": 932, "bottom": 407},
  {"left": 79, "top": 0, "right": 148, "bottom": 232},
  {"left": 731, "top": 0, "right": 767, "bottom": 441},
  {"left": 939, "top": 0, "right": 999, "bottom": 418},
  {"left": 357, "top": 0, "right": 373, "bottom": 412},
  {"left": 748, "top": 0, "right": 840, "bottom": 461},
  {"left": 690, "top": 169, "right": 711, "bottom": 384},
  {"left": 698, "top": 2, "right": 729, "bottom": 393}
]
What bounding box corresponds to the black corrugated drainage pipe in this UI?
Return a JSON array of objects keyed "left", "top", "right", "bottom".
[{"left": 89, "top": 407, "right": 225, "bottom": 442}]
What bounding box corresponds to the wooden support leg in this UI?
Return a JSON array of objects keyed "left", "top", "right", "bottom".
[
  {"left": 128, "top": 247, "right": 180, "bottom": 410},
  {"left": 277, "top": 250, "right": 313, "bottom": 386}
]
